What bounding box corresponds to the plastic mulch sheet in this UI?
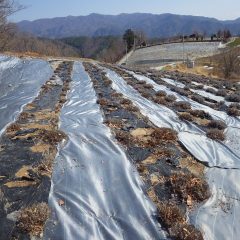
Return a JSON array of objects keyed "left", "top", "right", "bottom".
[
  {"left": 44, "top": 62, "right": 167, "bottom": 240},
  {"left": 0, "top": 55, "right": 53, "bottom": 135},
  {"left": 105, "top": 67, "right": 240, "bottom": 240}
]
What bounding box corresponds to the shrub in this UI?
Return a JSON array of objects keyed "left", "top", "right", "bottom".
[{"left": 206, "top": 129, "right": 225, "bottom": 141}]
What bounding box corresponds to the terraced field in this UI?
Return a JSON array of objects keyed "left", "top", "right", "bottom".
[
  {"left": 127, "top": 42, "right": 221, "bottom": 68},
  {"left": 0, "top": 55, "right": 240, "bottom": 240}
]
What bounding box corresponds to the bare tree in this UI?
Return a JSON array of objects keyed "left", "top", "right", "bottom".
[
  {"left": 0, "top": 0, "right": 23, "bottom": 50},
  {"left": 135, "top": 30, "right": 147, "bottom": 47},
  {"left": 221, "top": 48, "right": 240, "bottom": 79}
]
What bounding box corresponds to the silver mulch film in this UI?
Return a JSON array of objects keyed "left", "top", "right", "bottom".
[
  {"left": 105, "top": 67, "right": 240, "bottom": 240},
  {"left": 45, "top": 62, "right": 167, "bottom": 240},
  {"left": 0, "top": 55, "right": 53, "bottom": 135}
]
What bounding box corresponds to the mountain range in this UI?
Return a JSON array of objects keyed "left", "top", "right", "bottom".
[{"left": 17, "top": 13, "right": 240, "bottom": 39}]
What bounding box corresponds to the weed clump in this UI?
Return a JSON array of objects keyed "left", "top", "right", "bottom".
[
  {"left": 206, "top": 129, "right": 225, "bottom": 141},
  {"left": 97, "top": 98, "right": 109, "bottom": 106},
  {"left": 115, "top": 131, "right": 133, "bottom": 146},
  {"left": 225, "top": 94, "right": 240, "bottom": 102},
  {"left": 158, "top": 202, "right": 203, "bottom": 240},
  {"left": 120, "top": 98, "right": 132, "bottom": 105},
  {"left": 167, "top": 173, "right": 210, "bottom": 203},
  {"left": 39, "top": 129, "right": 67, "bottom": 145},
  {"left": 192, "top": 95, "right": 205, "bottom": 104},
  {"left": 179, "top": 113, "right": 193, "bottom": 122},
  {"left": 227, "top": 107, "right": 240, "bottom": 116},
  {"left": 18, "top": 112, "right": 32, "bottom": 121},
  {"left": 111, "top": 92, "right": 123, "bottom": 98},
  {"left": 165, "top": 95, "right": 176, "bottom": 102},
  {"left": 150, "top": 128, "right": 178, "bottom": 145},
  {"left": 174, "top": 101, "right": 191, "bottom": 110},
  {"left": 6, "top": 123, "right": 21, "bottom": 133},
  {"left": 17, "top": 203, "right": 49, "bottom": 237},
  {"left": 189, "top": 110, "right": 212, "bottom": 120},
  {"left": 158, "top": 202, "right": 184, "bottom": 228},
  {"left": 156, "top": 90, "right": 167, "bottom": 97},
  {"left": 216, "top": 89, "right": 227, "bottom": 97},
  {"left": 208, "top": 120, "right": 227, "bottom": 130},
  {"left": 125, "top": 104, "right": 139, "bottom": 112}
]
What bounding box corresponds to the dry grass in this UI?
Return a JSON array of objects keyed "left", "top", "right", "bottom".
[
  {"left": 111, "top": 92, "right": 123, "bottom": 98},
  {"left": 165, "top": 95, "right": 177, "bottom": 102},
  {"left": 149, "top": 128, "right": 178, "bottom": 145},
  {"left": 39, "top": 129, "right": 67, "bottom": 145},
  {"left": 120, "top": 98, "right": 132, "bottom": 105},
  {"left": 189, "top": 110, "right": 212, "bottom": 120},
  {"left": 124, "top": 104, "right": 139, "bottom": 112},
  {"left": 115, "top": 131, "right": 133, "bottom": 146},
  {"left": 6, "top": 123, "right": 21, "bottom": 133},
  {"left": 18, "top": 112, "right": 33, "bottom": 121},
  {"left": 104, "top": 119, "right": 123, "bottom": 129},
  {"left": 153, "top": 96, "right": 167, "bottom": 105},
  {"left": 158, "top": 202, "right": 203, "bottom": 240},
  {"left": 167, "top": 173, "right": 210, "bottom": 203},
  {"left": 206, "top": 129, "right": 225, "bottom": 141},
  {"left": 208, "top": 120, "right": 227, "bottom": 130},
  {"left": 97, "top": 98, "right": 109, "bottom": 106},
  {"left": 227, "top": 107, "right": 240, "bottom": 116},
  {"left": 174, "top": 101, "right": 191, "bottom": 110},
  {"left": 179, "top": 112, "right": 194, "bottom": 122},
  {"left": 156, "top": 90, "right": 167, "bottom": 97},
  {"left": 17, "top": 203, "right": 50, "bottom": 237}
]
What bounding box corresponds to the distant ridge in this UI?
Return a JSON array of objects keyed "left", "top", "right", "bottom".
[{"left": 17, "top": 13, "right": 240, "bottom": 39}]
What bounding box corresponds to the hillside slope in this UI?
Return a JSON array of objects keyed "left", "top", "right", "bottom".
[{"left": 17, "top": 13, "right": 240, "bottom": 38}]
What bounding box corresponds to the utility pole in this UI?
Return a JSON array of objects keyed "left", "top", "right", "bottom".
[{"left": 182, "top": 35, "right": 185, "bottom": 63}]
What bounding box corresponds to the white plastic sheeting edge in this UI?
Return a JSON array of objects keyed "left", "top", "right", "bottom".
[
  {"left": 106, "top": 67, "right": 240, "bottom": 240},
  {"left": 45, "top": 62, "right": 166, "bottom": 240},
  {"left": 0, "top": 56, "right": 53, "bottom": 136},
  {"left": 127, "top": 71, "right": 240, "bottom": 161},
  {"left": 105, "top": 68, "right": 240, "bottom": 169}
]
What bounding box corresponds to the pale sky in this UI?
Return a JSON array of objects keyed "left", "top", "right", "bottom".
[{"left": 11, "top": 0, "right": 240, "bottom": 22}]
